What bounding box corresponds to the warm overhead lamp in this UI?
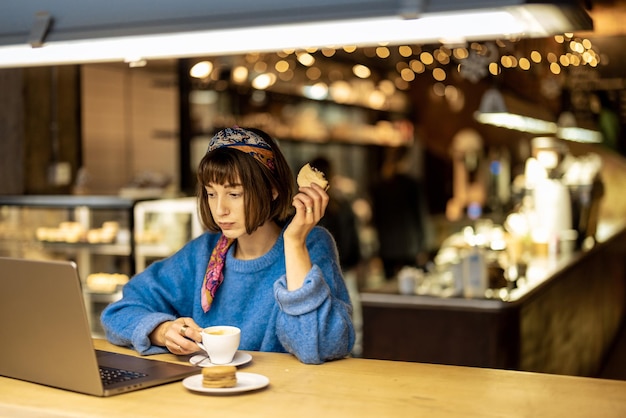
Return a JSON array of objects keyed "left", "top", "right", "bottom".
[
  {"left": 474, "top": 87, "right": 558, "bottom": 134},
  {"left": 475, "top": 89, "right": 603, "bottom": 143},
  {"left": 0, "top": 1, "right": 593, "bottom": 68},
  {"left": 556, "top": 111, "right": 603, "bottom": 143}
]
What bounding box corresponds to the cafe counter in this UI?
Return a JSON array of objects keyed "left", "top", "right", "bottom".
[
  {"left": 361, "top": 222, "right": 626, "bottom": 377},
  {"left": 0, "top": 339, "right": 625, "bottom": 418}
]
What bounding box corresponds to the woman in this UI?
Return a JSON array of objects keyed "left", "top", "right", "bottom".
[{"left": 101, "top": 127, "right": 355, "bottom": 364}]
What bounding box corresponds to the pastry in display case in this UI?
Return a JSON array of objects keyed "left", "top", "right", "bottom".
[
  {"left": 35, "top": 220, "right": 122, "bottom": 244},
  {"left": 86, "top": 272, "right": 130, "bottom": 293},
  {"left": 0, "top": 196, "right": 134, "bottom": 265}
]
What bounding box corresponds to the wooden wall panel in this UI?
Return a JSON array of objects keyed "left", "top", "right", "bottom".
[
  {"left": 22, "top": 66, "right": 80, "bottom": 194},
  {"left": 81, "top": 65, "right": 129, "bottom": 194},
  {"left": 0, "top": 69, "right": 24, "bottom": 194},
  {"left": 81, "top": 64, "right": 178, "bottom": 195}
]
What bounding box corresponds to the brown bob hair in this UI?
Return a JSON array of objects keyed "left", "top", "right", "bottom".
[{"left": 196, "top": 128, "right": 295, "bottom": 234}]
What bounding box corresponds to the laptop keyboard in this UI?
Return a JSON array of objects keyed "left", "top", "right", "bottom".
[{"left": 100, "top": 366, "right": 147, "bottom": 386}]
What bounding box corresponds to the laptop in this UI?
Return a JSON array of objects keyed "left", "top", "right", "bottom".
[{"left": 0, "top": 257, "right": 198, "bottom": 396}]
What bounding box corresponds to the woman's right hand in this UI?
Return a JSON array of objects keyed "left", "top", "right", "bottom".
[{"left": 149, "top": 318, "right": 202, "bottom": 355}]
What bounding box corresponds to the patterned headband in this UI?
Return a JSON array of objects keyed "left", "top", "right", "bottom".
[{"left": 207, "top": 127, "right": 276, "bottom": 172}]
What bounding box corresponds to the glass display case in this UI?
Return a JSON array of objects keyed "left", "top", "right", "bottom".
[
  {"left": 133, "top": 197, "right": 203, "bottom": 271},
  {"left": 0, "top": 195, "right": 203, "bottom": 336}
]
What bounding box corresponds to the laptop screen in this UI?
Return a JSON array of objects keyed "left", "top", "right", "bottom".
[{"left": 0, "top": 257, "right": 197, "bottom": 396}]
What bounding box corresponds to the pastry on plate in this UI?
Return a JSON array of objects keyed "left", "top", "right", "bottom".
[{"left": 201, "top": 365, "right": 237, "bottom": 388}]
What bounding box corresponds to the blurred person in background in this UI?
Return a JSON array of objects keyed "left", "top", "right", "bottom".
[
  {"left": 370, "top": 146, "right": 428, "bottom": 280},
  {"left": 310, "top": 156, "right": 362, "bottom": 274},
  {"left": 310, "top": 155, "right": 363, "bottom": 356}
]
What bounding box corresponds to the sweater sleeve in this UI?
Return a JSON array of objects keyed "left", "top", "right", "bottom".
[
  {"left": 101, "top": 234, "right": 214, "bottom": 355},
  {"left": 273, "top": 227, "right": 355, "bottom": 364}
]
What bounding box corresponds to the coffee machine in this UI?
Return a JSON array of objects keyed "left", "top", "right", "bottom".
[{"left": 524, "top": 137, "right": 603, "bottom": 252}]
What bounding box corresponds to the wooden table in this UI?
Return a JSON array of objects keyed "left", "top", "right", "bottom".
[{"left": 0, "top": 340, "right": 625, "bottom": 418}]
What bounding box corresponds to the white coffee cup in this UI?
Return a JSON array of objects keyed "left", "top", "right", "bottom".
[{"left": 200, "top": 325, "right": 241, "bottom": 365}]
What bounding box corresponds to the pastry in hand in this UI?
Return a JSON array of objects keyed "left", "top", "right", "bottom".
[{"left": 297, "top": 163, "right": 329, "bottom": 190}]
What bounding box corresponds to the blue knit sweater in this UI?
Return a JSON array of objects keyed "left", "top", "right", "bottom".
[{"left": 101, "top": 226, "right": 355, "bottom": 364}]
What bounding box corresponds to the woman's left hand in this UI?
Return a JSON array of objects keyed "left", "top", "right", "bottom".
[{"left": 285, "top": 183, "right": 329, "bottom": 242}]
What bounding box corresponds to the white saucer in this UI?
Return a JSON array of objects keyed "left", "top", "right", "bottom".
[
  {"left": 182, "top": 372, "right": 269, "bottom": 394},
  {"left": 189, "top": 351, "right": 252, "bottom": 367}
]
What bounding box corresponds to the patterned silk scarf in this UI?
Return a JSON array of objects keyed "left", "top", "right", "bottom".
[
  {"left": 201, "top": 235, "right": 235, "bottom": 312},
  {"left": 207, "top": 127, "right": 276, "bottom": 173}
]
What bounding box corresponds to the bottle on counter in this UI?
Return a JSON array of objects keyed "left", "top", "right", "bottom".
[{"left": 462, "top": 244, "right": 488, "bottom": 299}]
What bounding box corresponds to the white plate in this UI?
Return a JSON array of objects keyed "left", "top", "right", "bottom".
[
  {"left": 189, "top": 351, "right": 252, "bottom": 367},
  {"left": 182, "top": 372, "right": 269, "bottom": 394}
]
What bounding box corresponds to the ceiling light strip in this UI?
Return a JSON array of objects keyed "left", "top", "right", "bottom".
[{"left": 0, "top": 6, "right": 591, "bottom": 68}]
